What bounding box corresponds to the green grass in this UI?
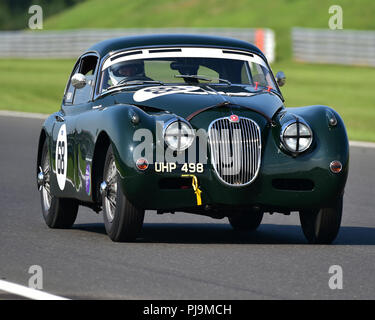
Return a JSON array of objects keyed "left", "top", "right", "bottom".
[
  {"left": 1, "top": 59, "right": 374, "bottom": 141},
  {"left": 0, "top": 59, "right": 74, "bottom": 114},
  {"left": 44, "top": 0, "right": 375, "bottom": 30},
  {"left": 43, "top": 0, "right": 375, "bottom": 61},
  {"left": 272, "top": 61, "right": 375, "bottom": 142}
]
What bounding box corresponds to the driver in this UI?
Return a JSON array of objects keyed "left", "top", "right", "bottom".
[{"left": 109, "top": 60, "right": 146, "bottom": 86}]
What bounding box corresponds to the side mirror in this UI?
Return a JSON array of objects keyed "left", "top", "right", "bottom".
[
  {"left": 276, "top": 71, "right": 286, "bottom": 87},
  {"left": 71, "top": 73, "right": 87, "bottom": 89}
]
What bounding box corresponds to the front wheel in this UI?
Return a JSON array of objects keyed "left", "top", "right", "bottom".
[
  {"left": 102, "top": 145, "right": 145, "bottom": 242},
  {"left": 299, "top": 196, "right": 343, "bottom": 244},
  {"left": 228, "top": 210, "right": 264, "bottom": 232},
  {"left": 39, "top": 140, "right": 78, "bottom": 228}
]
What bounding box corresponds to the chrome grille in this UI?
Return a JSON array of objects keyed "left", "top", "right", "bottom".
[{"left": 208, "top": 117, "right": 261, "bottom": 186}]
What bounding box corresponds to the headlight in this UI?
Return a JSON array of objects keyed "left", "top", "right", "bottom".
[
  {"left": 164, "top": 119, "right": 195, "bottom": 151},
  {"left": 281, "top": 119, "right": 313, "bottom": 153}
]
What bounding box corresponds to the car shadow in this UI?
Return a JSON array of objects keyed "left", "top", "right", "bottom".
[{"left": 72, "top": 223, "right": 375, "bottom": 245}]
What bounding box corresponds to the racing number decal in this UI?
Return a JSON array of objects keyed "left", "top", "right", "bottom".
[
  {"left": 55, "top": 124, "right": 68, "bottom": 190},
  {"left": 57, "top": 141, "right": 65, "bottom": 175},
  {"left": 133, "top": 86, "right": 202, "bottom": 102}
]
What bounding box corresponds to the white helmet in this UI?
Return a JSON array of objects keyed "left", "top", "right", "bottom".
[{"left": 108, "top": 60, "right": 145, "bottom": 85}]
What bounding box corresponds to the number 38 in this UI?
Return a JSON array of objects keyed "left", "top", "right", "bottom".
[{"left": 181, "top": 163, "right": 203, "bottom": 173}]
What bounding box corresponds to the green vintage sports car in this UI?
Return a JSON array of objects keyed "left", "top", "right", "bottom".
[{"left": 36, "top": 34, "right": 349, "bottom": 243}]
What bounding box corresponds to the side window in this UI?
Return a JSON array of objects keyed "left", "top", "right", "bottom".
[
  {"left": 64, "top": 63, "right": 79, "bottom": 104},
  {"left": 248, "top": 62, "right": 275, "bottom": 88},
  {"left": 73, "top": 55, "right": 98, "bottom": 105},
  {"left": 249, "top": 62, "right": 267, "bottom": 86}
]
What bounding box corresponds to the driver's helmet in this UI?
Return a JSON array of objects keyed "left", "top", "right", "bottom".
[{"left": 108, "top": 60, "right": 145, "bottom": 85}]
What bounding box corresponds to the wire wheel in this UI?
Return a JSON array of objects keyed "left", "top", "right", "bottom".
[
  {"left": 39, "top": 140, "right": 78, "bottom": 229},
  {"left": 103, "top": 157, "right": 118, "bottom": 223},
  {"left": 40, "top": 147, "right": 51, "bottom": 212},
  {"left": 102, "top": 145, "right": 145, "bottom": 242}
]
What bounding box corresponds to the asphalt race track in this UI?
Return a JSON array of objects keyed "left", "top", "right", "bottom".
[{"left": 0, "top": 115, "right": 374, "bottom": 300}]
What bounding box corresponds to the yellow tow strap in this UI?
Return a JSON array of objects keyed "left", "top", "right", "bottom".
[{"left": 181, "top": 174, "right": 202, "bottom": 206}]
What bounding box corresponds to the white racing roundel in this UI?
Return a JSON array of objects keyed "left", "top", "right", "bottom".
[
  {"left": 55, "top": 124, "right": 68, "bottom": 190},
  {"left": 133, "top": 85, "right": 201, "bottom": 102}
]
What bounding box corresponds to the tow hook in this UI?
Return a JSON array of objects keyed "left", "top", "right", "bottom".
[{"left": 181, "top": 174, "right": 202, "bottom": 206}]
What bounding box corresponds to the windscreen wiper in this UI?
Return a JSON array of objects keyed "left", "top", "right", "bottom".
[
  {"left": 174, "top": 74, "right": 232, "bottom": 86},
  {"left": 107, "top": 80, "right": 165, "bottom": 91}
]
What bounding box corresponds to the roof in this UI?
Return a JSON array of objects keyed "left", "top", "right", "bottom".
[{"left": 88, "top": 33, "right": 265, "bottom": 59}]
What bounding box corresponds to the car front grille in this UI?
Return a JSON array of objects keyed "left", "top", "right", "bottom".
[{"left": 208, "top": 117, "right": 261, "bottom": 186}]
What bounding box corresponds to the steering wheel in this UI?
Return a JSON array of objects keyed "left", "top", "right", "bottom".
[{"left": 117, "top": 76, "right": 154, "bottom": 85}]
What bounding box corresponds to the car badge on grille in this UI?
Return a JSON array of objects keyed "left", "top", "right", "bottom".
[{"left": 229, "top": 114, "right": 239, "bottom": 123}]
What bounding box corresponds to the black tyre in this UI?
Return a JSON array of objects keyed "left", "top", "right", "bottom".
[
  {"left": 299, "top": 196, "right": 343, "bottom": 244},
  {"left": 228, "top": 210, "right": 264, "bottom": 232},
  {"left": 39, "top": 140, "right": 78, "bottom": 228},
  {"left": 102, "top": 145, "right": 145, "bottom": 242}
]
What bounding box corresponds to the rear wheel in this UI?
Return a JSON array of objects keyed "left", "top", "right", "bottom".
[
  {"left": 102, "top": 145, "right": 145, "bottom": 242},
  {"left": 39, "top": 140, "right": 78, "bottom": 228},
  {"left": 228, "top": 210, "right": 264, "bottom": 232},
  {"left": 299, "top": 196, "right": 343, "bottom": 244}
]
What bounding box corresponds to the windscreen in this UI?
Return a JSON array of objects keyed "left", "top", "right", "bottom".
[{"left": 100, "top": 48, "right": 277, "bottom": 92}]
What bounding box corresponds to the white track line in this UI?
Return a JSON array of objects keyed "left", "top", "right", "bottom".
[
  {"left": 0, "top": 110, "right": 48, "bottom": 119},
  {"left": 0, "top": 280, "right": 69, "bottom": 300},
  {"left": 349, "top": 140, "right": 375, "bottom": 149},
  {"left": 1, "top": 110, "right": 375, "bottom": 148}
]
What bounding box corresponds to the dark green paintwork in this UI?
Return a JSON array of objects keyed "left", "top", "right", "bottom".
[{"left": 37, "top": 35, "right": 349, "bottom": 215}]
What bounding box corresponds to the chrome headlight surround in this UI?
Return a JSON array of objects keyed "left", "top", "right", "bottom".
[
  {"left": 280, "top": 118, "right": 313, "bottom": 154},
  {"left": 163, "top": 118, "right": 195, "bottom": 151}
]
